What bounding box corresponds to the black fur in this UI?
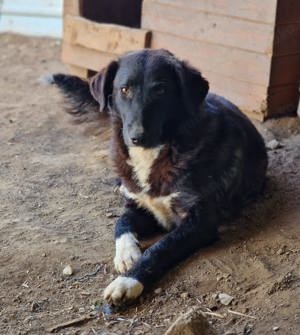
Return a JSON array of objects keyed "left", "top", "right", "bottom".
[
  {"left": 51, "top": 49, "right": 268, "bottom": 296},
  {"left": 49, "top": 73, "right": 100, "bottom": 118}
]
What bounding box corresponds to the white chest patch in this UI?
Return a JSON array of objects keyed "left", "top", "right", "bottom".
[
  {"left": 120, "top": 185, "right": 179, "bottom": 231},
  {"left": 127, "top": 146, "right": 163, "bottom": 192},
  {"left": 124, "top": 145, "right": 180, "bottom": 230}
]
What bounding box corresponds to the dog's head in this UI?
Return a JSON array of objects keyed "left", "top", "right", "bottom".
[{"left": 90, "top": 49, "right": 209, "bottom": 148}]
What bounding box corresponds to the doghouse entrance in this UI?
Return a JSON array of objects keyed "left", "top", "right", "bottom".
[{"left": 81, "top": 0, "right": 143, "bottom": 28}]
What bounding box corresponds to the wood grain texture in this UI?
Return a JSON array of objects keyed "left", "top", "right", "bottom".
[
  {"left": 203, "top": 70, "right": 267, "bottom": 120},
  {"left": 143, "top": 0, "right": 277, "bottom": 24},
  {"left": 64, "top": 15, "right": 151, "bottom": 54},
  {"left": 62, "top": 42, "right": 116, "bottom": 72},
  {"left": 150, "top": 32, "right": 272, "bottom": 86},
  {"left": 142, "top": 1, "right": 275, "bottom": 53}
]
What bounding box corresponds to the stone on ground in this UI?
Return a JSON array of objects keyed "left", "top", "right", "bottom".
[{"left": 164, "top": 308, "right": 218, "bottom": 335}]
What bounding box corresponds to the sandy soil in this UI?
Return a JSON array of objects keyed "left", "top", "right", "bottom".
[{"left": 0, "top": 34, "right": 299, "bottom": 335}]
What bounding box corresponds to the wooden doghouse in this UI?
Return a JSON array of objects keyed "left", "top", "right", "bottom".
[
  {"left": 62, "top": 0, "right": 150, "bottom": 78},
  {"left": 62, "top": 0, "right": 300, "bottom": 121}
]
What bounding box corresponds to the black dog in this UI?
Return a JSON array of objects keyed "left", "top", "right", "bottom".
[{"left": 50, "top": 49, "right": 268, "bottom": 304}]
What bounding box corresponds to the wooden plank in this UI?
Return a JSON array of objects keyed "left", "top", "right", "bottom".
[
  {"left": 150, "top": 32, "right": 272, "bottom": 86},
  {"left": 142, "top": 1, "right": 275, "bottom": 54},
  {"left": 63, "top": 0, "right": 81, "bottom": 17},
  {"left": 68, "top": 64, "right": 89, "bottom": 78},
  {"left": 62, "top": 41, "right": 116, "bottom": 72},
  {"left": 271, "top": 53, "right": 300, "bottom": 86},
  {"left": 64, "top": 15, "right": 151, "bottom": 55},
  {"left": 267, "top": 84, "right": 299, "bottom": 117},
  {"left": 297, "top": 86, "right": 300, "bottom": 117},
  {"left": 203, "top": 70, "right": 267, "bottom": 120},
  {"left": 144, "top": 0, "right": 277, "bottom": 24},
  {"left": 276, "top": 0, "right": 300, "bottom": 24},
  {"left": 273, "top": 23, "right": 300, "bottom": 56}
]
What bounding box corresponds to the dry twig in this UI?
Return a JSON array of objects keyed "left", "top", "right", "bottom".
[
  {"left": 67, "top": 264, "right": 102, "bottom": 282},
  {"left": 227, "top": 309, "right": 257, "bottom": 319},
  {"left": 203, "top": 311, "right": 226, "bottom": 319},
  {"left": 48, "top": 314, "right": 96, "bottom": 333}
]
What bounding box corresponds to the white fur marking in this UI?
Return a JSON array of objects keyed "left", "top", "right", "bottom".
[
  {"left": 114, "top": 233, "right": 142, "bottom": 273},
  {"left": 120, "top": 185, "right": 179, "bottom": 231},
  {"left": 127, "top": 146, "right": 162, "bottom": 191},
  {"left": 103, "top": 276, "right": 144, "bottom": 304}
]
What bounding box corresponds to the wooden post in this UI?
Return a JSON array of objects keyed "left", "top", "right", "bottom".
[{"left": 297, "top": 86, "right": 300, "bottom": 118}]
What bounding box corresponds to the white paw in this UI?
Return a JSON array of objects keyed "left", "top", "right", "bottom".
[
  {"left": 103, "top": 276, "right": 144, "bottom": 304},
  {"left": 114, "top": 233, "right": 142, "bottom": 273}
]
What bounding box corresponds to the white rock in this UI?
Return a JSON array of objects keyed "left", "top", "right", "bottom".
[
  {"left": 266, "top": 139, "right": 280, "bottom": 150},
  {"left": 154, "top": 287, "right": 162, "bottom": 294},
  {"left": 62, "top": 264, "right": 73, "bottom": 276},
  {"left": 273, "top": 326, "right": 279, "bottom": 331},
  {"left": 164, "top": 308, "right": 217, "bottom": 335},
  {"left": 218, "top": 293, "right": 234, "bottom": 306}
]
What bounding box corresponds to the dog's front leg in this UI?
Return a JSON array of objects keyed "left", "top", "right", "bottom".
[
  {"left": 104, "top": 212, "right": 218, "bottom": 304},
  {"left": 113, "top": 204, "right": 160, "bottom": 274}
]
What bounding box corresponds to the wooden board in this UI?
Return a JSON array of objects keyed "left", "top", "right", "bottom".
[
  {"left": 63, "top": 0, "right": 81, "bottom": 17},
  {"left": 271, "top": 54, "right": 300, "bottom": 86},
  {"left": 68, "top": 64, "right": 89, "bottom": 78},
  {"left": 142, "top": 1, "right": 275, "bottom": 53},
  {"left": 203, "top": 70, "right": 267, "bottom": 120},
  {"left": 150, "top": 32, "right": 272, "bottom": 86},
  {"left": 144, "top": 0, "right": 277, "bottom": 24},
  {"left": 276, "top": 0, "right": 300, "bottom": 24},
  {"left": 64, "top": 15, "right": 151, "bottom": 55},
  {"left": 62, "top": 42, "right": 116, "bottom": 72},
  {"left": 268, "top": 84, "right": 300, "bottom": 117},
  {"left": 273, "top": 23, "right": 300, "bottom": 56}
]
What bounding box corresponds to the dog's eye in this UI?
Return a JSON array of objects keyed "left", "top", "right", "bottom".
[
  {"left": 153, "top": 84, "right": 166, "bottom": 95},
  {"left": 120, "top": 86, "right": 130, "bottom": 96}
]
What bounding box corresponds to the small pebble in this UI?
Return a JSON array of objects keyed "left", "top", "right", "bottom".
[
  {"left": 180, "top": 292, "right": 189, "bottom": 299},
  {"left": 218, "top": 293, "right": 234, "bottom": 306},
  {"left": 78, "top": 307, "right": 85, "bottom": 313},
  {"left": 62, "top": 265, "right": 73, "bottom": 276},
  {"left": 276, "top": 245, "right": 287, "bottom": 255},
  {"left": 154, "top": 287, "right": 162, "bottom": 294},
  {"left": 273, "top": 326, "right": 279, "bottom": 331},
  {"left": 266, "top": 139, "right": 280, "bottom": 150}
]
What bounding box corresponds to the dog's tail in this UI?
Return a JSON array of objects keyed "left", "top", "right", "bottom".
[{"left": 44, "top": 73, "right": 103, "bottom": 121}]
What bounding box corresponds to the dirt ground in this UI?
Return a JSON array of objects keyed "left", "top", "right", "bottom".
[{"left": 0, "top": 34, "right": 299, "bottom": 335}]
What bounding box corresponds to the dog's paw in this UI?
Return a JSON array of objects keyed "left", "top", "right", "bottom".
[
  {"left": 114, "top": 233, "right": 142, "bottom": 273},
  {"left": 103, "top": 276, "right": 144, "bottom": 304}
]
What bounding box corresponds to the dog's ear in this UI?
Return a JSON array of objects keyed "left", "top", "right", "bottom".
[
  {"left": 90, "top": 60, "right": 119, "bottom": 112},
  {"left": 179, "top": 61, "right": 209, "bottom": 111}
]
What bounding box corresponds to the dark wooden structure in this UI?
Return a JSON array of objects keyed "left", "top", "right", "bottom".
[{"left": 62, "top": 0, "right": 300, "bottom": 120}]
